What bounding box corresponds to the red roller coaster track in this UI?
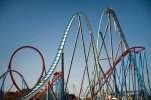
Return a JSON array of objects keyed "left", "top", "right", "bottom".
[
  {"left": 94, "top": 46, "right": 145, "bottom": 96},
  {"left": 8, "top": 46, "right": 46, "bottom": 95}
]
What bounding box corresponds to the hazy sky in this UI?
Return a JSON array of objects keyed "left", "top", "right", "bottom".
[{"left": 0, "top": 0, "right": 151, "bottom": 93}]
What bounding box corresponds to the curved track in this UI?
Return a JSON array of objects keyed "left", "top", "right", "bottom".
[
  {"left": 82, "top": 8, "right": 130, "bottom": 99},
  {"left": 94, "top": 47, "right": 145, "bottom": 96},
  {"left": 0, "top": 70, "right": 29, "bottom": 90},
  {"left": 0, "top": 70, "right": 29, "bottom": 98},
  {"left": 19, "top": 13, "right": 96, "bottom": 100},
  {"left": 81, "top": 8, "right": 150, "bottom": 99}
]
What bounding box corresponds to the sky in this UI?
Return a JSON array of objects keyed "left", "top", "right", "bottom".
[{"left": 0, "top": 0, "right": 151, "bottom": 93}]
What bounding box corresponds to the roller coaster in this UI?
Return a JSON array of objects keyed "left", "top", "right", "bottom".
[{"left": 0, "top": 8, "right": 151, "bottom": 100}]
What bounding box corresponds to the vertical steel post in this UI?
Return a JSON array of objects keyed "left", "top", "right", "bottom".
[{"left": 62, "top": 52, "right": 65, "bottom": 100}]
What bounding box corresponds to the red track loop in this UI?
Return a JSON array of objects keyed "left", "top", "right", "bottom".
[{"left": 8, "top": 46, "right": 46, "bottom": 94}]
